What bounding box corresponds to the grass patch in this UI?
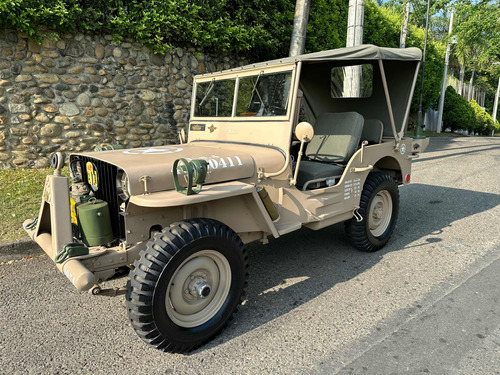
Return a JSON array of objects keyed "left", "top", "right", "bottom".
[{"left": 0, "top": 168, "right": 69, "bottom": 242}]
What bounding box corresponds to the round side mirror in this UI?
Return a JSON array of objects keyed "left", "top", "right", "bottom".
[{"left": 295, "top": 122, "right": 314, "bottom": 142}]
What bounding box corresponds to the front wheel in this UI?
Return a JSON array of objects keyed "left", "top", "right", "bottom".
[
  {"left": 345, "top": 172, "right": 399, "bottom": 252},
  {"left": 126, "top": 219, "right": 248, "bottom": 352}
]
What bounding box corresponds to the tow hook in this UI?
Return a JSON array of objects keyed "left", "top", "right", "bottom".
[
  {"left": 89, "top": 284, "right": 127, "bottom": 297},
  {"left": 353, "top": 206, "right": 363, "bottom": 222}
]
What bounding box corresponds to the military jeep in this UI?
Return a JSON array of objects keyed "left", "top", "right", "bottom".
[{"left": 25, "top": 44, "right": 429, "bottom": 352}]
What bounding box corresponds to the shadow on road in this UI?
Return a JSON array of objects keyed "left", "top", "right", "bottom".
[
  {"left": 415, "top": 137, "right": 500, "bottom": 163},
  {"left": 194, "top": 183, "right": 500, "bottom": 353},
  {"left": 424, "top": 137, "right": 498, "bottom": 151},
  {"left": 426, "top": 141, "right": 499, "bottom": 153},
  {"left": 415, "top": 146, "right": 500, "bottom": 163}
]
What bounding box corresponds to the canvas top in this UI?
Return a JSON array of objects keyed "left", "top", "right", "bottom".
[{"left": 198, "top": 44, "right": 422, "bottom": 77}]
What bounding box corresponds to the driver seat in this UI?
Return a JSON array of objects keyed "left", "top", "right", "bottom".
[{"left": 296, "top": 112, "right": 364, "bottom": 189}]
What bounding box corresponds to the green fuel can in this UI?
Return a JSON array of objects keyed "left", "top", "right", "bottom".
[{"left": 77, "top": 199, "right": 114, "bottom": 246}]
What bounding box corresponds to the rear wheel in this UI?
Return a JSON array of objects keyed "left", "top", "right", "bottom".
[
  {"left": 126, "top": 218, "right": 248, "bottom": 352},
  {"left": 345, "top": 172, "right": 399, "bottom": 252}
]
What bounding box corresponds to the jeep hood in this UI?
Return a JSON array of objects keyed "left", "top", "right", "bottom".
[{"left": 73, "top": 143, "right": 272, "bottom": 196}]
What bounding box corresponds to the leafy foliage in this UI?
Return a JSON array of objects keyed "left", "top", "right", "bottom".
[
  {"left": 404, "top": 23, "right": 445, "bottom": 112},
  {"left": 452, "top": 0, "right": 500, "bottom": 65},
  {"left": 470, "top": 99, "right": 497, "bottom": 135},
  {"left": 0, "top": 0, "right": 294, "bottom": 58},
  {"left": 306, "top": 0, "right": 401, "bottom": 52},
  {"left": 364, "top": 2, "right": 400, "bottom": 47},
  {"left": 442, "top": 86, "right": 475, "bottom": 132},
  {"left": 305, "top": 0, "right": 347, "bottom": 52},
  {"left": 441, "top": 0, "right": 500, "bottom": 112}
]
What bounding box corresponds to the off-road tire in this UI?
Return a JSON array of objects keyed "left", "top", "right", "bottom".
[
  {"left": 126, "top": 218, "right": 248, "bottom": 353},
  {"left": 345, "top": 172, "right": 399, "bottom": 252}
]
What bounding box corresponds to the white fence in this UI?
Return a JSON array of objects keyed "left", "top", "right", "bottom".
[
  {"left": 446, "top": 75, "right": 485, "bottom": 107},
  {"left": 423, "top": 74, "right": 486, "bottom": 132}
]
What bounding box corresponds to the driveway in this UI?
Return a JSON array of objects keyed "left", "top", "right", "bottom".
[{"left": 1, "top": 137, "right": 499, "bottom": 374}]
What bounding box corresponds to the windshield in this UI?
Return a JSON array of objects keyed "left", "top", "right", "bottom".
[
  {"left": 193, "top": 71, "right": 292, "bottom": 118},
  {"left": 236, "top": 71, "right": 292, "bottom": 116},
  {"left": 195, "top": 79, "right": 236, "bottom": 117}
]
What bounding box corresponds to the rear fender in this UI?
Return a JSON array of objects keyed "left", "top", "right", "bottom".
[{"left": 373, "top": 156, "right": 404, "bottom": 184}]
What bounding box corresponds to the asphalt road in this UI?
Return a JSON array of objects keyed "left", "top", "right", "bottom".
[{"left": 1, "top": 137, "right": 499, "bottom": 375}]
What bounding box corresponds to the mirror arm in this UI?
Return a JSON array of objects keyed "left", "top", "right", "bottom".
[
  {"left": 291, "top": 136, "right": 308, "bottom": 186},
  {"left": 263, "top": 121, "right": 313, "bottom": 180}
]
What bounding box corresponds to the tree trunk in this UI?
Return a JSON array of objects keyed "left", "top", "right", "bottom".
[
  {"left": 458, "top": 64, "right": 465, "bottom": 96},
  {"left": 289, "top": 0, "right": 311, "bottom": 57},
  {"left": 468, "top": 70, "right": 475, "bottom": 102},
  {"left": 344, "top": 0, "right": 365, "bottom": 97},
  {"left": 400, "top": 1, "right": 411, "bottom": 48}
]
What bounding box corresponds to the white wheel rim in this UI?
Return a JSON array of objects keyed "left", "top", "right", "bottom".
[
  {"left": 166, "top": 250, "right": 231, "bottom": 328},
  {"left": 368, "top": 190, "right": 393, "bottom": 237}
]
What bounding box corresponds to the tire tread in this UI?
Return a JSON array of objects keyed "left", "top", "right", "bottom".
[
  {"left": 126, "top": 218, "right": 248, "bottom": 353},
  {"left": 345, "top": 172, "right": 399, "bottom": 252}
]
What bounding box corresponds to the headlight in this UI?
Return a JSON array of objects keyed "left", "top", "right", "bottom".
[
  {"left": 116, "top": 170, "right": 130, "bottom": 199},
  {"left": 69, "top": 158, "right": 83, "bottom": 180}
]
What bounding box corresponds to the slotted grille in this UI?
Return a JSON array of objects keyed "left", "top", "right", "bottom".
[{"left": 78, "top": 156, "right": 122, "bottom": 239}]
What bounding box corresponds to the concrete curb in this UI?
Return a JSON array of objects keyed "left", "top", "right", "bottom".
[{"left": 0, "top": 237, "right": 43, "bottom": 262}]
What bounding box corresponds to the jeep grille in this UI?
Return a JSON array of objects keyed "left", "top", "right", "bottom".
[{"left": 78, "top": 156, "right": 124, "bottom": 240}]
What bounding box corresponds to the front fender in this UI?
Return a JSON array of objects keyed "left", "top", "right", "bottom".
[{"left": 125, "top": 181, "right": 279, "bottom": 244}]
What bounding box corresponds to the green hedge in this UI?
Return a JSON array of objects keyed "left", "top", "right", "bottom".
[
  {"left": 442, "top": 86, "right": 475, "bottom": 132},
  {"left": 0, "top": 0, "right": 294, "bottom": 58},
  {"left": 442, "top": 86, "right": 499, "bottom": 135},
  {"left": 470, "top": 99, "right": 498, "bottom": 135}
]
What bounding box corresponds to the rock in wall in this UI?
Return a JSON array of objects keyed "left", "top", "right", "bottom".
[{"left": 0, "top": 30, "right": 248, "bottom": 168}]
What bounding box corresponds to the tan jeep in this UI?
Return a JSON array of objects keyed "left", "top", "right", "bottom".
[{"left": 25, "top": 44, "right": 429, "bottom": 352}]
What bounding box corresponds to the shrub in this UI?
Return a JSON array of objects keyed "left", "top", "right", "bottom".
[
  {"left": 470, "top": 99, "right": 496, "bottom": 135},
  {"left": 0, "top": 0, "right": 294, "bottom": 58},
  {"left": 442, "top": 86, "right": 475, "bottom": 132}
]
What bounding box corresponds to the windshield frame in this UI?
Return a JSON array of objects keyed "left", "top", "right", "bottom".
[{"left": 191, "top": 63, "right": 297, "bottom": 122}]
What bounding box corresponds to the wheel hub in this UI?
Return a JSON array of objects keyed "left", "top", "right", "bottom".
[
  {"left": 166, "top": 250, "right": 231, "bottom": 328},
  {"left": 186, "top": 276, "right": 212, "bottom": 299},
  {"left": 368, "top": 190, "right": 393, "bottom": 237},
  {"left": 373, "top": 205, "right": 384, "bottom": 219}
]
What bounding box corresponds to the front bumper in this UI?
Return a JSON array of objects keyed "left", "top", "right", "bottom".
[{"left": 24, "top": 174, "right": 96, "bottom": 291}]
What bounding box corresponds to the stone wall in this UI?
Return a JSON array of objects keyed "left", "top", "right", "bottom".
[{"left": 0, "top": 30, "right": 249, "bottom": 169}]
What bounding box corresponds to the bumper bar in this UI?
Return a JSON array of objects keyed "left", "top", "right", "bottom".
[
  {"left": 23, "top": 173, "right": 97, "bottom": 291},
  {"left": 24, "top": 227, "right": 96, "bottom": 291}
]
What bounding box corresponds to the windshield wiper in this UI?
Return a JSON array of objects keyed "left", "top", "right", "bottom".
[
  {"left": 248, "top": 72, "right": 267, "bottom": 114},
  {"left": 198, "top": 79, "right": 215, "bottom": 108}
]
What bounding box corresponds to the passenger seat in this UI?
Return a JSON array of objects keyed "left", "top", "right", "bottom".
[
  {"left": 360, "top": 119, "right": 383, "bottom": 145},
  {"left": 296, "top": 112, "right": 364, "bottom": 189}
]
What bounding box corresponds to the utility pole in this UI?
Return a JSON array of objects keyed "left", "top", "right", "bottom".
[
  {"left": 400, "top": 0, "right": 411, "bottom": 48},
  {"left": 436, "top": 9, "right": 454, "bottom": 133},
  {"left": 346, "top": 0, "right": 365, "bottom": 47},
  {"left": 289, "top": 0, "right": 311, "bottom": 57},
  {"left": 344, "top": 0, "right": 365, "bottom": 96}
]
